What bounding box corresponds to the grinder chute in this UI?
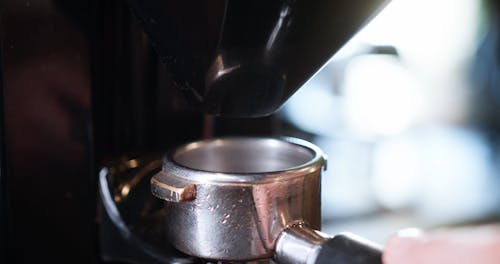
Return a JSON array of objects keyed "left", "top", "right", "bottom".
[{"left": 127, "top": 0, "right": 391, "bottom": 117}]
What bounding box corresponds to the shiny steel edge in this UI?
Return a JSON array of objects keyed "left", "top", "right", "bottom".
[
  {"left": 150, "top": 177, "right": 197, "bottom": 202},
  {"left": 159, "top": 137, "right": 327, "bottom": 184}
]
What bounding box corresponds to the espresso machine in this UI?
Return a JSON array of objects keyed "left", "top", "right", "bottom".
[{"left": 0, "top": 0, "right": 389, "bottom": 263}]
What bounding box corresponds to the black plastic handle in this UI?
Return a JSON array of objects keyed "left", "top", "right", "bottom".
[{"left": 316, "top": 233, "right": 382, "bottom": 264}]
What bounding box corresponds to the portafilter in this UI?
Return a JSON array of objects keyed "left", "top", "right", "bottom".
[{"left": 151, "top": 137, "right": 381, "bottom": 263}]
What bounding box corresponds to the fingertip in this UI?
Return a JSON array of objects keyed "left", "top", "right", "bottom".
[
  {"left": 396, "top": 228, "right": 423, "bottom": 238},
  {"left": 383, "top": 228, "right": 423, "bottom": 264}
]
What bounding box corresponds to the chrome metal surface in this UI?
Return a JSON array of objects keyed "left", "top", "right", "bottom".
[
  {"left": 151, "top": 137, "right": 326, "bottom": 261},
  {"left": 173, "top": 138, "right": 315, "bottom": 173},
  {"left": 274, "top": 223, "right": 329, "bottom": 264}
]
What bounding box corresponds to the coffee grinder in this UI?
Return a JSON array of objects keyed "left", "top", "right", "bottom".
[{"left": 0, "top": 0, "right": 390, "bottom": 263}]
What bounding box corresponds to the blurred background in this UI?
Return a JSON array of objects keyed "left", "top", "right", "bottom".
[{"left": 275, "top": 0, "right": 500, "bottom": 244}]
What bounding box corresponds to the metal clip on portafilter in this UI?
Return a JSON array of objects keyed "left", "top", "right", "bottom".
[{"left": 151, "top": 137, "right": 382, "bottom": 263}]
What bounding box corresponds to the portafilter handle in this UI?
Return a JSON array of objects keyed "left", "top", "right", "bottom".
[{"left": 275, "top": 223, "right": 382, "bottom": 264}]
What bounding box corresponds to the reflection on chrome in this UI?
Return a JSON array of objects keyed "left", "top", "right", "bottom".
[{"left": 111, "top": 159, "right": 162, "bottom": 202}]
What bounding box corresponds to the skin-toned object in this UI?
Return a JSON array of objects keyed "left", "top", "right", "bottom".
[{"left": 383, "top": 226, "right": 500, "bottom": 264}]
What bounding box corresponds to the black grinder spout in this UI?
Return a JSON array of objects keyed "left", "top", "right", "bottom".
[{"left": 127, "top": 0, "right": 391, "bottom": 117}]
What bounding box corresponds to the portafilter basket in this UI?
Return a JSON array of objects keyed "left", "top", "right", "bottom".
[{"left": 151, "top": 137, "right": 381, "bottom": 263}]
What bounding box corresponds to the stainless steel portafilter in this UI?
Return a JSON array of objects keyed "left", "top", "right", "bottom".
[{"left": 151, "top": 137, "right": 382, "bottom": 263}]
